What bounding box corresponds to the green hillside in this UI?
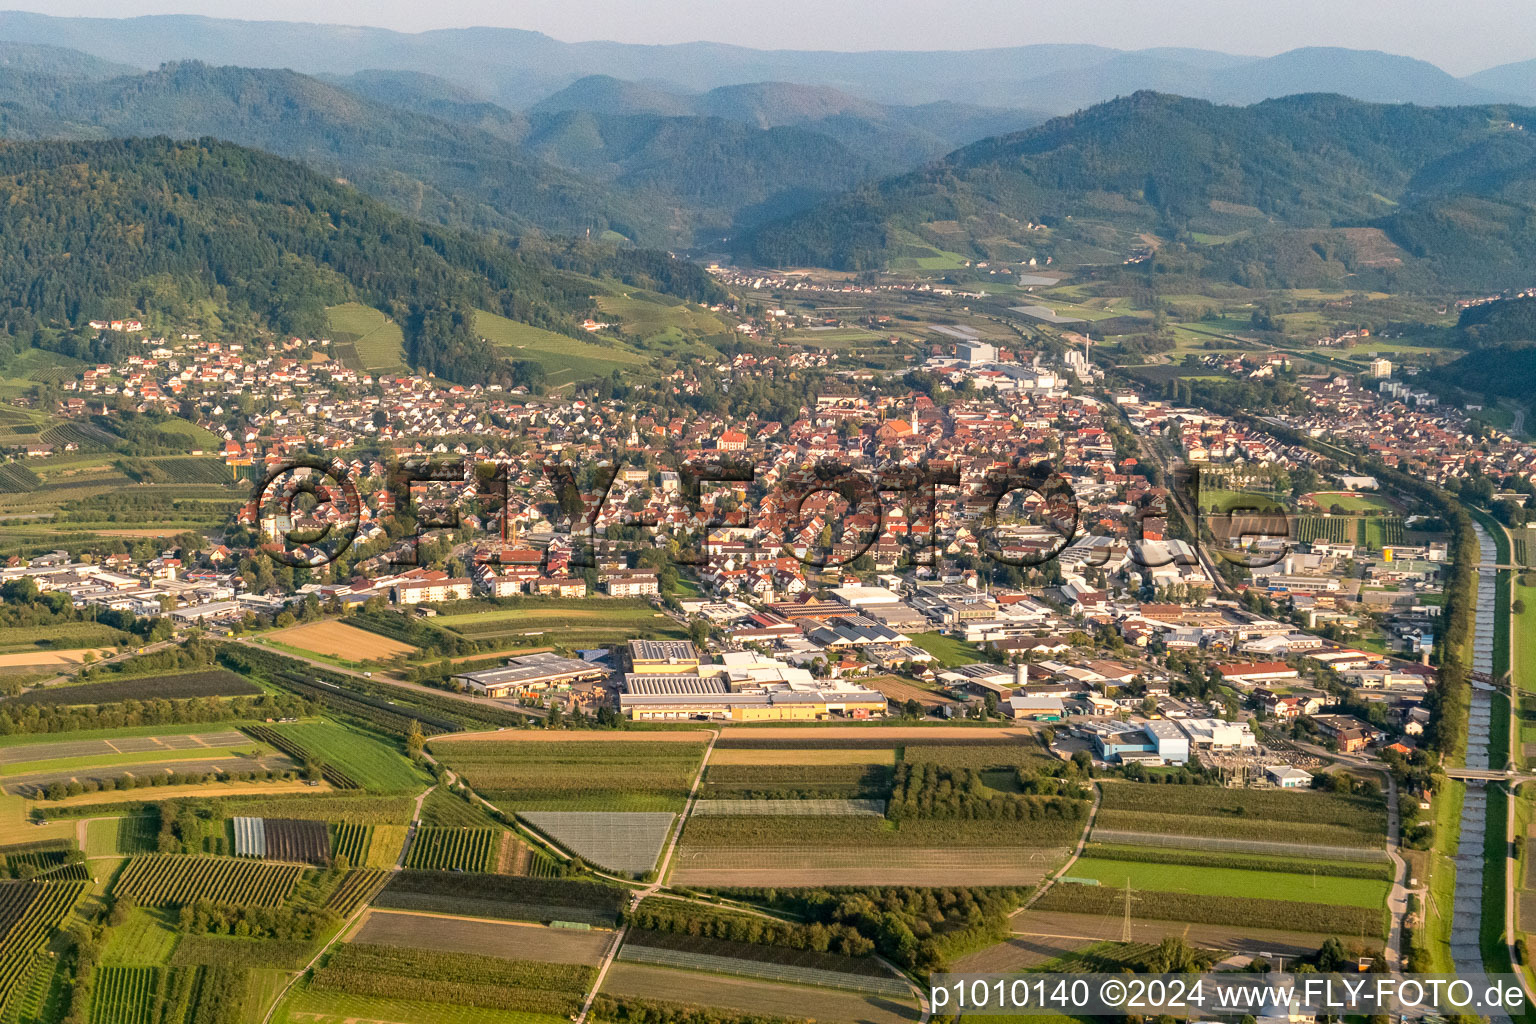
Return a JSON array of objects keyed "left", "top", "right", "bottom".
[
  {"left": 474, "top": 309, "right": 646, "bottom": 388},
  {"left": 0, "top": 137, "right": 719, "bottom": 391},
  {"left": 738, "top": 91, "right": 1536, "bottom": 289}
]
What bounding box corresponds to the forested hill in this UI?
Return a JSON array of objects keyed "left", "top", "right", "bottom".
[
  {"left": 0, "top": 136, "right": 720, "bottom": 387},
  {"left": 737, "top": 91, "right": 1536, "bottom": 289},
  {"left": 0, "top": 61, "right": 664, "bottom": 244}
]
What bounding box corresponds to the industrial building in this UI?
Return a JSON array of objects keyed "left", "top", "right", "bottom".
[
  {"left": 617, "top": 656, "right": 887, "bottom": 721},
  {"left": 627, "top": 639, "right": 701, "bottom": 674},
  {"left": 452, "top": 651, "right": 608, "bottom": 698}
]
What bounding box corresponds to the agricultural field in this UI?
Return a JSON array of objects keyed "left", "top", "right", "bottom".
[
  {"left": 330, "top": 822, "right": 372, "bottom": 865},
  {"left": 517, "top": 812, "right": 673, "bottom": 877},
  {"left": 267, "top": 620, "right": 418, "bottom": 662},
  {"left": 1030, "top": 882, "right": 1382, "bottom": 939},
  {"left": 403, "top": 827, "right": 499, "bottom": 872},
  {"left": 476, "top": 308, "right": 647, "bottom": 386},
  {"left": 1365, "top": 516, "right": 1408, "bottom": 550},
  {"left": 0, "top": 622, "right": 131, "bottom": 655},
  {"left": 308, "top": 941, "right": 594, "bottom": 1017},
  {"left": 372, "top": 872, "right": 628, "bottom": 927},
  {"left": 71, "top": 817, "right": 140, "bottom": 860},
  {"left": 598, "top": 963, "right": 920, "bottom": 1024},
  {"left": 671, "top": 816, "right": 1072, "bottom": 887},
  {"left": 232, "top": 817, "right": 331, "bottom": 865},
  {"left": 260, "top": 720, "right": 426, "bottom": 794},
  {"left": 0, "top": 879, "right": 89, "bottom": 1009},
  {"left": 274, "top": 986, "right": 573, "bottom": 1024},
  {"left": 594, "top": 291, "right": 729, "bottom": 341},
  {"left": 351, "top": 909, "right": 611, "bottom": 964},
  {"left": 618, "top": 930, "right": 908, "bottom": 995},
  {"left": 112, "top": 856, "right": 302, "bottom": 907},
  {"left": 326, "top": 302, "right": 408, "bottom": 373},
  {"left": 1091, "top": 781, "right": 1388, "bottom": 850},
  {"left": 100, "top": 908, "right": 181, "bottom": 965},
  {"left": 430, "top": 737, "right": 707, "bottom": 812},
  {"left": 1065, "top": 856, "right": 1389, "bottom": 907},
  {"left": 323, "top": 869, "right": 391, "bottom": 916},
  {"left": 8, "top": 669, "right": 260, "bottom": 706},
  {"left": 434, "top": 599, "right": 685, "bottom": 645},
  {"left": 89, "top": 966, "right": 160, "bottom": 1024},
  {"left": 1297, "top": 515, "right": 1356, "bottom": 544}
]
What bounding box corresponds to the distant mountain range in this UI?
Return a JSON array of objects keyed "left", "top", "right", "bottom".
[
  {"left": 739, "top": 92, "right": 1536, "bottom": 290},
  {"left": 1, "top": 11, "right": 1533, "bottom": 111},
  {"left": 0, "top": 57, "right": 1028, "bottom": 246}
]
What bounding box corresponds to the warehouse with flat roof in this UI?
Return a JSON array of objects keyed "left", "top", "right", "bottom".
[
  {"left": 453, "top": 651, "right": 608, "bottom": 698},
  {"left": 627, "top": 639, "right": 700, "bottom": 674}
]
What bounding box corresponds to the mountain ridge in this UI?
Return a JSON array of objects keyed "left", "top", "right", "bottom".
[{"left": 0, "top": 11, "right": 1529, "bottom": 110}]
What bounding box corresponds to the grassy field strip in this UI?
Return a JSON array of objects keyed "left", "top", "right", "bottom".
[
  {"left": 0, "top": 746, "right": 263, "bottom": 777},
  {"left": 1066, "top": 857, "right": 1389, "bottom": 908},
  {"left": 704, "top": 748, "right": 896, "bottom": 766}
]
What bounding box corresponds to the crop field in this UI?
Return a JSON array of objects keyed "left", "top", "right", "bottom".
[
  {"left": 404, "top": 827, "right": 499, "bottom": 872},
  {"left": 311, "top": 941, "right": 594, "bottom": 1017},
  {"left": 691, "top": 799, "right": 885, "bottom": 816},
  {"left": 373, "top": 872, "right": 627, "bottom": 927},
  {"left": 432, "top": 739, "right": 707, "bottom": 812},
  {"left": 0, "top": 622, "right": 130, "bottom": 654},
  {"left": 352, "top": 910, "right": 611, "bottom": 964},
  {"left": 0, "top": 879, "right": 88, "bottom": 1007},
  {"left": 326, "top": 302, "right": 408, "bottom": 372},
  {"left": 113, "top": 856, "right": 302, "bottom": 907},
  {"left": 0, "top": 647, "right": 114, "bottom": 669},
  {"left": 0, "top": 729, "right": 256, "bottom": 768},
  {"left": 1066, "top": 856, "right": 1389, "bottom": 907},
  {"left": 1367, "top": 516, "right": 1408, "bottom": 549},
  {"left": 436, "top": 602, "right": 685, "bottom": 644},
  {"left": 1297, "top": 515, "right": 1355, "bottom": 544},
  {"left": 170, "top": 935, "right": 317, "bottom": 970},
  {"left": 476, "top": 308, "right": 647, "bottom": 385},
  {"left": 330, "top": 822, "right": 372, "bottom": 865},
  {"left": 617, "top": 934, "right": 908, "bottom": 996},
  {"left": 277, "top": 986, "right": 573, "bottom": 1024},
  {"left": 101, "top": 908, "right": 180, "bottom": 965},
  {"left": 262, "top": 721, "right": 425, "bottom": 794},
  {"left": 704, "top": 747, "right": 896, "bottom": 766},
  {"left": 594, "top": 291, "right": 728, "bottom": 340},
  {"left": 716, "top": 725, "right": 1043, "bottom": 743},
  {"left": 1081, "top": 843, "right": 1391, "bottom": 879},
  {"left": 1031, "top": 883, "right": 1381, "bottom": 938},
  {"left": 89, "top": 966, "right": 159, "bottom": 1024},
  {"left": 518, "top": 812, "right": 673, "bottom": 876},
  {"left": 1009, "top": 908, "right": 1334, "bottom": 959},
  {"left": 268, "top": 620, "right": 418, "bottom": 661},
  {"left": 903, "top": 742, "right": 1056, "bottom": 768},
  {"left": 680, "top": 814, "right": 1083, "bottom": 848},
  {"left": 1093, "top": 782, "right": 1386, "bottom": 848},
  {"left": 324, "top": 869, "right": 392, "bottom": 917},
  {"left": 670, "top": 844, "right": 1062, "bottom": 887},
  {"left": 259, "top": 818, "right": 332, "bottom": 865},
  {"left": 598, "top": 963, "right": 921, "bottom": 1024},
  {"left": 209, "top": 793, "right": 416, "bottom": 825},
  {"left": 8, "top": 669, "right": 260, "bottom": 706}
]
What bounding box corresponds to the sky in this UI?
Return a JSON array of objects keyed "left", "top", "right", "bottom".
[{"left": 6, "top": 0, "right": 1533, "bottom": 76}]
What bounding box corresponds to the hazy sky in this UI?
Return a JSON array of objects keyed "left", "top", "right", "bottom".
[{"left": 8, "top": 0, "right": 1533, "bottom": 75}]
